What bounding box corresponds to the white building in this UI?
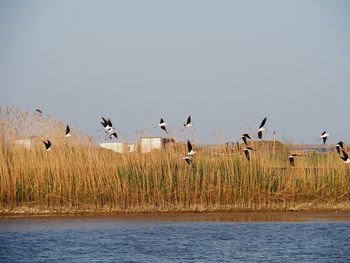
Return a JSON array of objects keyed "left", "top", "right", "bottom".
[
  {"left": 99, "top": 142, "right": 137, "bottom": 153},
  {"left": 140, "top": 137, "right": 175, "bottom": 153}
]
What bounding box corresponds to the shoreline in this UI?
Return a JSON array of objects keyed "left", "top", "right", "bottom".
[{"left": 1, "top": 203, "right": 350, "bottom": 219}]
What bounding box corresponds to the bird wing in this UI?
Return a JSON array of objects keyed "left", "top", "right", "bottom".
[
  {"left": 259, "top": 117, "right": 267, "bottom": 129},
  {"left": 107, "top": 119, "right": 113, "bottom": 127},
  {"left": 339, "top": 141, "right": 344, "bottom": 149},
  {"left": 187, "top": 140, "right": 192, "bottom": 152},
  {"left": 242, "top": 137, "right": 247, "bottom": 145},
  {"left": 66, "top": 125, "right": 70, "bottom": 134},
  {"left": 342, "top": 150, "right": 349, "bottom": 160},
  {"left": 289, "top": 156, "right": 294, "bottom": 166},
  {"left": 102, "top": 117, "right": 108, "bottom": 124},
  {"left": 258, "top": 131, "right": 262, "bottom": 139},
  {"left": 187, "top": 116, "right": 191, "bottom": 125},
  {"left": 160, "top": 118, "right": 164, "bottom": 124},
  {"left": 244, "top": 150, "right": 250, "bottom": 161},
  {"left": 322, "top": 137, "right": 327, "bottom": 144},
  {"left": 161, "top": 126, "right": 167, "bottom": 133},
  {"left": 244, "top": 134, "right": 251, "bottom": 139},
  {"left": 321, "top": 131, "right": 326, "bottom": 136},
  {"left": 35, "top": 109, "right": 42, "bottom": 113}
]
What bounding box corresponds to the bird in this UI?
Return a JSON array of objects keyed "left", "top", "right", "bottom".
[
  {"left": 187, "top": 140, "right": 196, "bottom": 156},
  {"left": 243, "top": 147, "right": 255, "bottom": 161},
  {"left": 319, "top": 131, "right": 331, "bottom": 144},
  {"left": 340, "top": 150, "right": 350, "bottom": 163},
  {"left": 35, "top": 109, "right": 42, "bottom": 114},
  {"left": 42, "top": 140, "right": 51, "bottom": 151},
  {"left": 288, "top": 153, "right": 300, "bottom": 167},
  {"left": 183, "top": 155, "right": 194, "bottom": 167},
  {"left": 65, "top": 125, "right": 72, "bottom": 137},
  {"left": 108, "top": 132, "right": 118, "bottom": 140},
  {"left": 100, "top": 117, "right": 111, "bottom": 131},
  {"left": 184, "top": 116, "right": 192, "bottom": 128},
  {"left": 158, "top": 118, "right": 168, "bottom": 133},
  {"left": 258, "top": 117, "right": 267, "bottom": 139},
  {"left": 335, "top": 141, "right": 344, "bottom": 154},
  {"left": 240, "top": 133, "right": 251, "bottom": 145}
]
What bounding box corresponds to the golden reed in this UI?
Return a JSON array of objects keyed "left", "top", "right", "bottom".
[{"left": 0, "top": 106, "right": 349, "bottom": 213}]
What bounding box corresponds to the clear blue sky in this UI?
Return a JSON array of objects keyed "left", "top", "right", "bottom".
[{"left": 1, "top": 0, "right": 350, "bottom": 144}]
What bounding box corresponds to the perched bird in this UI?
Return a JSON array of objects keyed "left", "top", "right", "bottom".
[
  {"left": 42, "top": 140, "right": 51, "bottom": 151},
  {"left": 158, "top": 118, "right": 168, "bottom": 133},
  {"left": 183, "top": 155, "right": 194, "bottom": 167},
  {"left": 184, "top": 116, "right": 192, "bottom": 128},
  {"left": 335, "top": 141, "right": 344, "bottom": 154},
  {"left": 108, "top": 132, "right": 118, "bottom": 140},
  {"left": 65, "top": 125, "right": 72, "bottom": 137},
  {"left": 288, "top": 153, "right": 300, "bottom": 167},
  {"left": 319, "top": 131, "right": 331, "bottom": 144},
  {"left": 258, "top": 117, "right": 267, "bottom": 139},
  {"left": 340, "top": 150, "right": 350, "bottom": 164},
  {"left": 35, "top": 109, "right": 42, "bottom": 114},
  {"left": 243, "top": 147, "right": 255, "bottom": 161},
  {"left": 240, "top": 133, "right": 251, "bottom": 145},
  {"left": 187, "top": 140, "right": 196, "bottom": 156}
]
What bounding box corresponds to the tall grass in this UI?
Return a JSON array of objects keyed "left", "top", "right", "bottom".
[{"left": 0, "top": 107, "right": 349, "bottom": 212}]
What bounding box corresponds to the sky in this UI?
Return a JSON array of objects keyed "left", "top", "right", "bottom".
[{"left": 1, "top": 0, "right": 350, "bottom": 144}]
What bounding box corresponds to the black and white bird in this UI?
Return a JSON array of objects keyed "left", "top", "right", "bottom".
[
  {"left": 319, "top": 131, "right": 331, "bottom": 144},
  {"left": 335, "top": 141, "right": 344, "bottom": 154},
  {"left": 258, "top": 117, "right": 267, "bottom": 139},
  {"left": 187, "top": 140, "right": 196, "bottom": 156},
  {"left": 288, "top": 153, "right": 300, "bottom": 167},
  {"left": 340, "top": 150, "right": 350, "bottom": 164},
  {"left": 108, "top": 132, "right": 118, "bottom": 140},
  {"left": 158, "top": 118, "right": 168, "bottom": 133},
  {"left": 183, "top": 155, "right": 194, "bottom": 167},
  {"left": 243, "top": 147, "right": 255, "bottom": 161},
  {"left": 184, "top": 115, "right": 192, "bottom": 128},
  {"left": 65, "top": 125, "right": 72, "bottom": 137},
  {"left": 240, "top": 133, "right": 251, "bottom": 145},
  {"left": 100, "top": 117, "right": 114, "bottom": 132},
  {"left": 42, "top": 140, "right": 51, "bottom": 151}
]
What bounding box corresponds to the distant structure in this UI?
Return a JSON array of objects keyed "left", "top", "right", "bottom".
[
  {"left": 99, "top": 142, "right": 136, "bottom": 153},
  {"left": 99, "top": 137, "right": 175, "bottom": 153},
  {"left": 15, "top": 136, "right": 39, "bottom": 149},
  {"left": 140, "top": 137, "right": 175, "bottom": 153}
]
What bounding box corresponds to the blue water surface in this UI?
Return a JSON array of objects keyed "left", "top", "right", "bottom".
[{"left": 0, "top": 218, "right": 349, "bottom": 262}]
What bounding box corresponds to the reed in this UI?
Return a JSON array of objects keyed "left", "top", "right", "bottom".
[{"left": 0, "top": 107, "right": 349, "bottom": 213}]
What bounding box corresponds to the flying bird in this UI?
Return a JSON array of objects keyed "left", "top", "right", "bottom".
[
  {"left": 243, "top": 147, "right": 255, "bottom": 161},
  {"left": 42, "top": 140, "right": 51, "bottom": 151},
  {"left": 100, "top": 117, "right": 115, "bottom": 133},
  {"left": 184, "top": 116, "right": 192, "bottom": 128},
  {"left": 335, "top": 141, "right": 344, "bottom": 154},
  {"left": 240, "top": 133, "right": 251, "bottom": 145},
  {"left": 319, "top": 131, "right": 331, "bottom": 144},
  {"left": 65, "top": 125, "right": 72, "bottom": 137},
  {"left": 258, "top": 117, "right": 267, "bottom": 139},
  {"left": 340, "top": 150, "right": 350, "bottom": 164},
  {"left": 288, "top": 154, "right": 300, "bottom": 167},
  {"left": 187, "top": 140, "right": 196, "bottom": 156},
  {"left": 183, "top": 155, "right": 194, "bottom": 167},
  {"left": 158, "top": 118, "right": 168, "bottom": 133}
]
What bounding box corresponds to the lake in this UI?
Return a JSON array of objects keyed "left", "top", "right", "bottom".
[{"left": 0, "top": 212, "right": 349, "bottom": 262}]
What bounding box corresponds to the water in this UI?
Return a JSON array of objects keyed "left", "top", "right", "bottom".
[{"left": 1, "top": 214, "right": 350, "bottom": 262}]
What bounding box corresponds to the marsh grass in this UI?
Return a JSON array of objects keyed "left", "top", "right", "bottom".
[{"left": 0, "top": 107, "right": 349, "bottom": 212}]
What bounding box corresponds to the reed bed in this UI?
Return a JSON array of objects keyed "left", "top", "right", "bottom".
[{"left": 0, "top": 107, "right": 349, "bottom": 213}]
